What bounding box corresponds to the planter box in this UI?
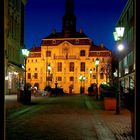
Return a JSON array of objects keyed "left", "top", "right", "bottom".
[{"left": 104, "top": 97, "right": 116, "bottom": 110}]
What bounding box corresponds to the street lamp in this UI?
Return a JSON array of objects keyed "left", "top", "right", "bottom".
[
  {"left": 95, "top": 58, "right": 100, "bottom": 100},
  {"left": 113, "top": 26, "right": 125, "bottom": 114},
  {"left": 22, "top": 48, "right": 29, "bottom": 90},
  {"left": 47, "top": 64, "right": 51, "bottom": 86},
  {"left": 79, "top": 75, "right": 86, "bottom": 94},
  {"left": 90, "top": 69, "right": 92, "bottom": 85}
]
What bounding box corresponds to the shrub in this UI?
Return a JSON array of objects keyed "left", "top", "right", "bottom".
[{"left": 100, "top": 85, "right": 118, "bottom": 99}]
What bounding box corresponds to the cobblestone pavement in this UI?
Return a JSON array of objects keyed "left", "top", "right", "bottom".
[
  {"left": 5, "top": 95, "right": 98, "bottom": 140},
  {"left": 5, "top": 95, "right": 134, "bottom": 140},
  {"left": 85, "top": 96, "right": 134, "bottom": 140}
]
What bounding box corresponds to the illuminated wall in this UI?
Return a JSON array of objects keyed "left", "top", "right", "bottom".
[{"left": 26, "top": 39, "right": 112, "bottom": 94}]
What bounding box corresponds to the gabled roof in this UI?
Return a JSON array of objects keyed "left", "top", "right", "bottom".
[{"left": 89, "top": 44, "right": 110, "bottom": 51}]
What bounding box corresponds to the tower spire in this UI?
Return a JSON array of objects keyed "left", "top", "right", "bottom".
[{"left": 62, "top": 0, "right": 76, "bottom": 36}]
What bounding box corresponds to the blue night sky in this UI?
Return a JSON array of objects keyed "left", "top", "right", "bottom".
[{"left": 24, "top": 0, "right": 128, "bottom": 51}]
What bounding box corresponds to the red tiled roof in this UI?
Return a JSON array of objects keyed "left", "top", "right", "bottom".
[
  {"left": 41, "top": 38, "right": 92, "bottom": 46},
  {"left": 90, "top": 45, "right": 110, "bottom": 51},
  {"left": 29, "top": 47, "right": 41, "bottom": 52}
]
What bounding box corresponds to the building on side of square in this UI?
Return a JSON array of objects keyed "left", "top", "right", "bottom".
[{"left": 26, "top": 0, "right": 112, "bottom": 94}]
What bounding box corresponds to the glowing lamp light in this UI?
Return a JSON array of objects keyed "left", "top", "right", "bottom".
[
  {"left": 90, "top": 69, "right": 92, "bottom": 74},
  {"left": 5, "top": 76, "right": 8, "bottom": 80},
  {"left": 115, "top": 27, "right": 125, "bottom": 38},
  {"left": 79, "top": 75, "right": 82, "bottom": 80},
  {"left": 113, "top": 32, "right": 119, "bottom": 41},
  {"left": 48, "top": 64, "right": 51, "bottom": 71},
  {"left": 95, "top": 58, "right": 100, "bottom": 66},
  {"left": 79, "top": 75, "right": 86, "bottom": 81},
  {"left": 83, "top": 76, "right": 86, "bottom": 80},
  {"left": 22, "top": 49, "right": 29, "bottom": 57},
  {"left": 117, "top": 44, "right": 124, "bottom": 51}
]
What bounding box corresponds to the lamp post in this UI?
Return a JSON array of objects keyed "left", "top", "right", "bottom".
[
  {"left": 47, "top": 64, "right": 51, "bottom": 86},
  {"left": 90, "top": 69, "right": 92, "bottom": 86},
  {"left": 79, "top": 75, "right": 86, "bottom": 94},
  {"left": 113, "top": 26, "right": 125, "bottom": 114},
  {"left": 95, "top": 58, "right": 100, "bottom": 100},
  {"left": 22, "top": 49, "right": 29, "bottom": 90}
]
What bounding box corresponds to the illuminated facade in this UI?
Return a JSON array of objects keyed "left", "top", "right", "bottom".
[
  {"left": 26, "top": 0, "right": 112, "bottom": 94},
  {"left": 4, "top": 0, "right": 27, "bottom": 94}
]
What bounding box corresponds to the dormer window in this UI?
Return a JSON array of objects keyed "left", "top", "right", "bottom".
[
  {"left": 52, "top": 40, "right": 56, "bottom": 44},
  {"left": 75, "top": 39, "right": 79, "bottom": 44}
]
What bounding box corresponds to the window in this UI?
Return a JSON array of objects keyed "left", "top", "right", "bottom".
[
  {"left": 100, "top": 73, "right": 104, "bottom": 79},
  {"left": 28, "top": 68, "right": 30, "bottom": 71},
  {"left": 80, "top": 50, "right": 85, "bottom": 56},
  {"left": 69, "top": 62, "right": 74, "bottom": 72},
  {"left": 123, "top": 56, "right": 128, "bottom": 68},
  {"left": 28, "top": 73, "right": 31, "bottom": 79},
  {"left": 34, "top": 73, "right": 38, "bottom": 79},
  {"left": 128, "top": 51, "right": 133, "bottom": 66},
  {"left": 93, "top": 74, "right": 96, "bottom": 79},
  {"left": 75, "top": 39, "right": 79, "bottom": 44},
  {"left": 102, "top": 58, "right": 104, "bottom": 62},
  {"left": 35, "top": 68, "right": 37, "bottom": 71},
  {"left": 70, "top": 76, "right": 74, "bottom": 81},
  {"left": 52, "top": 40, "right": 56, "bottom": 44},
  {"left": 57, "top": 62, "right": 62, "bottom": 72},
  {"left": 57, "top": 77, "right": 62, "bottom": 81},
  {"left": 80, "top": 62, "right": 85, "bottom": 72},
  {"left": 35, "top": 59, "right": 37, "bottom": 62},
  {"left": 46, "top": 51, "right": 51, "bottom": 57}
]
